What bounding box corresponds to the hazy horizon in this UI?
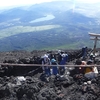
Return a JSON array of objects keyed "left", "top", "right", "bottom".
[{"left": 0, "top": 0, "right": 100, "bottom": 10}]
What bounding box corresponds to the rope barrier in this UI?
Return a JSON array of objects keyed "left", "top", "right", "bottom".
[{"left": 0, "top": 63, "right": 100, "bottom": 67}]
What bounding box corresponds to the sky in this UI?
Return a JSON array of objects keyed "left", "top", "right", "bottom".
[{"left": 0, "top": 0, "right": 100, "bottom": 9}]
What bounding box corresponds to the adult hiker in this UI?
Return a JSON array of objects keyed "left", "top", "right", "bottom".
[
  {"left": 57, "top": 50, "right": 62, "bottom": 64},
  {"left": 73, "top": 59, "right": 86, "bottom": 79},
  {"left": 42, "top": 54, "right": 51, "bottom": 76},
  {"left": 75, "top": 60, "right": 86, "bottom": 73},
  {"left": 50, "top": 58, "right": 58, "bottom": 75},
  {"left": 59, "top": 52, "right": 68, "bottom": 75},
  {"left": 84, "top": 60, "right": 98, "bottom": 80},
  {"left": 82, "top": 46, "right": 87, "bottom": 60}
]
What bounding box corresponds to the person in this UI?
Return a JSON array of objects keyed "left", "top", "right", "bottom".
[
  {"left": 59, "top": 52, "right": 68, "bottom": 75},
  {"left": 73, "top": 59, "right": 86, "bottom": 80},
  {"left": 82, "top": 46, "right": 87, "bottom": 60},
  {"left": 90, "top": 52, "right": 94, "bottom": 60},
  {"left": 42, "top": 54, "right": 51, "bottom": 76},
  {"left": 57, "top": 50, "right": 62, "bottom": 64},
  {"left": 75, "top": 59, "right": 86, "bottom": 75},
  {"left": 50, "top": 58, "right": 58, "bottom": 75},
  {"left": 84, "top": 60, "right": 98, "bottom": 80}
]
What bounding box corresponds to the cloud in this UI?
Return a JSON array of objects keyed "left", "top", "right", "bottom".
[
  {"left": 76, "top": 0, "right": 100, "bottom": 3},
  {"left": 0, "top": 0, "right": 100, "bottom": 9},
  {"left": 0, "top": 0, "right": 54, "bottom": 8}
]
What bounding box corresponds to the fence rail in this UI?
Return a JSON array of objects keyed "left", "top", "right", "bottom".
[{"left": 0, "top": 63, "right": 100, "bottom": 67}]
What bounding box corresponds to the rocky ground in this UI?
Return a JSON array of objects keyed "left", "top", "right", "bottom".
[{"left": 0, "top": 50, "right": 100, "bottom": 100}]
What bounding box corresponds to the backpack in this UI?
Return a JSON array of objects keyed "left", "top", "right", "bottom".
[{"left": 39, "top": 57, "right": 45, "bottom": 64}]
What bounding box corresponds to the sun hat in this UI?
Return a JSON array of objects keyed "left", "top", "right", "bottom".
[{"left": 51, "top": 58, "right": 56, "bottom": 63}]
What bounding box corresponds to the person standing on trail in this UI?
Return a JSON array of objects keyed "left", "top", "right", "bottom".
[
  {"left": 57, "top": 50, "right": 62, "bottom": 64},
  {"left": 82, "top": 46, "right": 87, "bottom": 60},
  {"left": 59, "top": 52, "right": 68, "bottom": 75},
  {"left": 42, "top": 54, "right": 51, "bottom": 76},
  {"left": 50, "top": 58, "right": 58, "bottom": 75}
]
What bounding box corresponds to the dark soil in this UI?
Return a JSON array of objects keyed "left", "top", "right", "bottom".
[{"left": 0, "top": 49, "right": 100, "bottom": 100}]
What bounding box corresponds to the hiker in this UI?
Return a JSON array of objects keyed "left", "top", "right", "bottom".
[
  {"left": 57, "top": 50, "right": 62, "bottom": 64},
  {"left": 71, "top": 59, "right": 86, "bottom": 80},
  {"left": 82, "top": 46, "right": 87, "bottom": 60},
  {"left": 59, "top": 52, "right": 68, "bottom": 75},
  {"left": 90, "top": 52, "right": 94, "bottom": 60},
  {"left": 42, "top": 54, "right": 51, "bottom": 76},
  {"left": 84, "top": 60, "right": 98, "bottom": 80},
  {"left": 50, "top": 58, "right": 58, "bottom": 75},
  {"left": 89, "top": 52, "right": 96, "bottom": 61},
  {"left": 75, "top": 59, "right": 86, "bottom": 74}
]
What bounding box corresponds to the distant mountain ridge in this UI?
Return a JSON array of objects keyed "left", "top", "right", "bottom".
[{"left": 0, "top": 1, "right": 100, "bottom": 51}]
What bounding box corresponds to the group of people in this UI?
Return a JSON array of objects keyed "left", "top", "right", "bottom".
[
  {"left": 41, "top": 51, "right": 68, "bottom": 77},
  {"left": 74, "top": 59, "right": 98, "bottom": 80},
  {"left": 41, "top": 48, "right": 99, "bottom": 81}
]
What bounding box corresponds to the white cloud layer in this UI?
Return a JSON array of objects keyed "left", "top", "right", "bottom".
[
  {"left": 0, "top": 0, "right": 100, "bottom": 9},
  {"left": 76, "top": 0, "right": 100, "bottom": 3}
]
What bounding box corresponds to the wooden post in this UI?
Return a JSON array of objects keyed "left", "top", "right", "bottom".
[{"left": 88, "top": 33, "right": 100, "bottom": 55}]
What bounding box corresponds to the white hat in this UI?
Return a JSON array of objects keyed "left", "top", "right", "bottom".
[
  {"left": 58, "top": 50, "right": 61, "bottom": 53},
  {"left": 43, "top": 54, "right": 48, "bottom": 58},
  {"left": 61, "top": 54, "right": 66, "bottom": 57}
]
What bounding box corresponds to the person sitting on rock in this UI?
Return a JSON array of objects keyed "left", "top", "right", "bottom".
[
  {"left": 73, "top": 59, "right": 86, "bottom": 79},
  {"left": 75, "top": 59, "right": 86, "bottom": 74},
  {"left": 84, "top": 60, "right": 98, "bottom": 80}
]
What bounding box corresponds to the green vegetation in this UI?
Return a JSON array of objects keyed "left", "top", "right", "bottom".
[
  {"left": 0, "top": 1, "right": 100, "bottom": 51},
  {"left": 0, "top": 25, "right": 61, "bottom": 39}
]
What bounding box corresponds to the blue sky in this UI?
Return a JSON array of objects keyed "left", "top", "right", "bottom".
[{"left": 0, "top": 0, "right": 100, "bottom": 9}]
